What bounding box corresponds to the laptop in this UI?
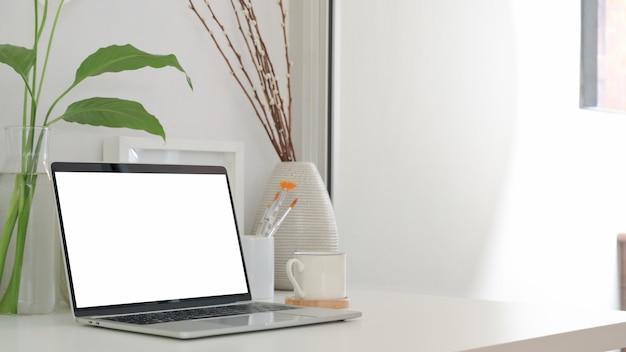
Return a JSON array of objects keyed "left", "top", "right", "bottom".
[{"left": 50, "top": 162, "right": 361, "bottom": 339}]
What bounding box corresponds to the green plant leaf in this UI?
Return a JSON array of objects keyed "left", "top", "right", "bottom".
[
  {"left": 0, "top": 44, "right": 35, "bottom": 83},
  {"left": 73, "top": 44, "right": 193, "bottom": 89},
  {"left": 58, "top": 97, "right": 166, "bottom": 141}
]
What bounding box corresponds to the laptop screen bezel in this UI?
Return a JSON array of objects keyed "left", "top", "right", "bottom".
[{"left": 50, "top": 162, "right": 252, "bottom": 318}]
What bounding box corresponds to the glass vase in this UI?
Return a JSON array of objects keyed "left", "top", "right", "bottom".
[{"left": 0, "top": 126, "right": 59, "bottom": 314}]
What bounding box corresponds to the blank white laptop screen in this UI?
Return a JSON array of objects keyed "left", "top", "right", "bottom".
[{"left": 53, "top": 170, "right": 248, "bottom": 309}]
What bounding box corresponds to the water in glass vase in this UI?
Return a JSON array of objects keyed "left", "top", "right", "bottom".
[
  {"left": 0, "top": 127, "right": 60, "bottom": 314},
  {"left": 0, "top": 173, "right": 59, "bottom": 314}
]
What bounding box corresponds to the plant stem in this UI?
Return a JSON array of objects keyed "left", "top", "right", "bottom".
[
  {"left": 0, "top": 128, "right": 44, "bottom": 314},
  {"left": 0, "top": 179, "right": 22, "bottom": 285},
  {"left": 188, "top": 0, "right": 296, "bottom": 161},
  {"left": 36, "top": 0, "right": 64, "bottom": 105},
  {"left": 0, "top": 172, "right": 39, "bottom": 314}
]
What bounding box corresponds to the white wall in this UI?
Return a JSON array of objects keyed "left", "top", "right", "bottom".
[
  {"left": 0, "top": 0, "right": 311, "bottom": 235},
  {"left": 334, "top": 0, "right": 626, "bottom": 309},
  {"left": 5, "top": 0, "right": 625, "bottom": 310}
]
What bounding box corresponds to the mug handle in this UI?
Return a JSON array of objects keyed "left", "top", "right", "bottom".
[{"left": 286, "top": 258, "right": 306, "bottom": 298}]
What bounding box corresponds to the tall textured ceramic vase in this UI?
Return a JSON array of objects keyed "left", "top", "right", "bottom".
[
  {"left": 0, "top": 126, "right": 59, "bottom": 314},
  {"left": 253, "top": 162, "right": 338, "bottom": 290}
]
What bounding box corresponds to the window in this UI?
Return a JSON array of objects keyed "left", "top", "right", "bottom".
[{"left": 581, "top": 0, "right": 626, "bottom": 111}]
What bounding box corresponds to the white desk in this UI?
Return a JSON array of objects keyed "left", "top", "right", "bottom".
[{"left": 3, "top": 289, "right": 626, "bottom": 351}]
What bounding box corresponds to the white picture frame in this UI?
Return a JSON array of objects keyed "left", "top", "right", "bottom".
[{"left": 102, "top": 136, "right": 245, "bottom": 227}]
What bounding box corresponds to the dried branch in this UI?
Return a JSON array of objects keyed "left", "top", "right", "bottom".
[{"left": 188, "top": 0, "right": 296, "bottom": 161}]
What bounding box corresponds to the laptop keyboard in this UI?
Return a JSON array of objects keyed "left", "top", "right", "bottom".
[{"left": 102, "top": 302, "right": 300, "bottom": 325}]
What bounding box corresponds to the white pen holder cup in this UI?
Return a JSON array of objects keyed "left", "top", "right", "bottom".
[
  {"left": 286, "top": 251, "right": 346, "bottom": 300},
  {"left": 241, "top": 236, "right": 274, "bottom": 300}
]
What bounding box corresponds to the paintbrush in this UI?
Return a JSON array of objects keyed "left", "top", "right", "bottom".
[{"left": 267, "top": 198, "right": 298, "bottom": 237}]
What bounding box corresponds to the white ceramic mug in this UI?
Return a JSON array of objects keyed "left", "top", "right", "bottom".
[{"left": 286, "top": 251, "right": 346, "bottom": 300}]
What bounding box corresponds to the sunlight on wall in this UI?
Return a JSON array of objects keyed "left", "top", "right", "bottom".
[{"left": 334, "top": 0, "right": 626, "bottom": 309}]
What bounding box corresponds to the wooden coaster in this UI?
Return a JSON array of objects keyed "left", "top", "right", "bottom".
[{"left": 285, "top": 296, "right": 350, "bottom": 309}]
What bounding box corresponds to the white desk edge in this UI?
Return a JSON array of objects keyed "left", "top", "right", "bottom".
[{"left": 3, "top": 288, "right": 626, "bottom": 352}]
